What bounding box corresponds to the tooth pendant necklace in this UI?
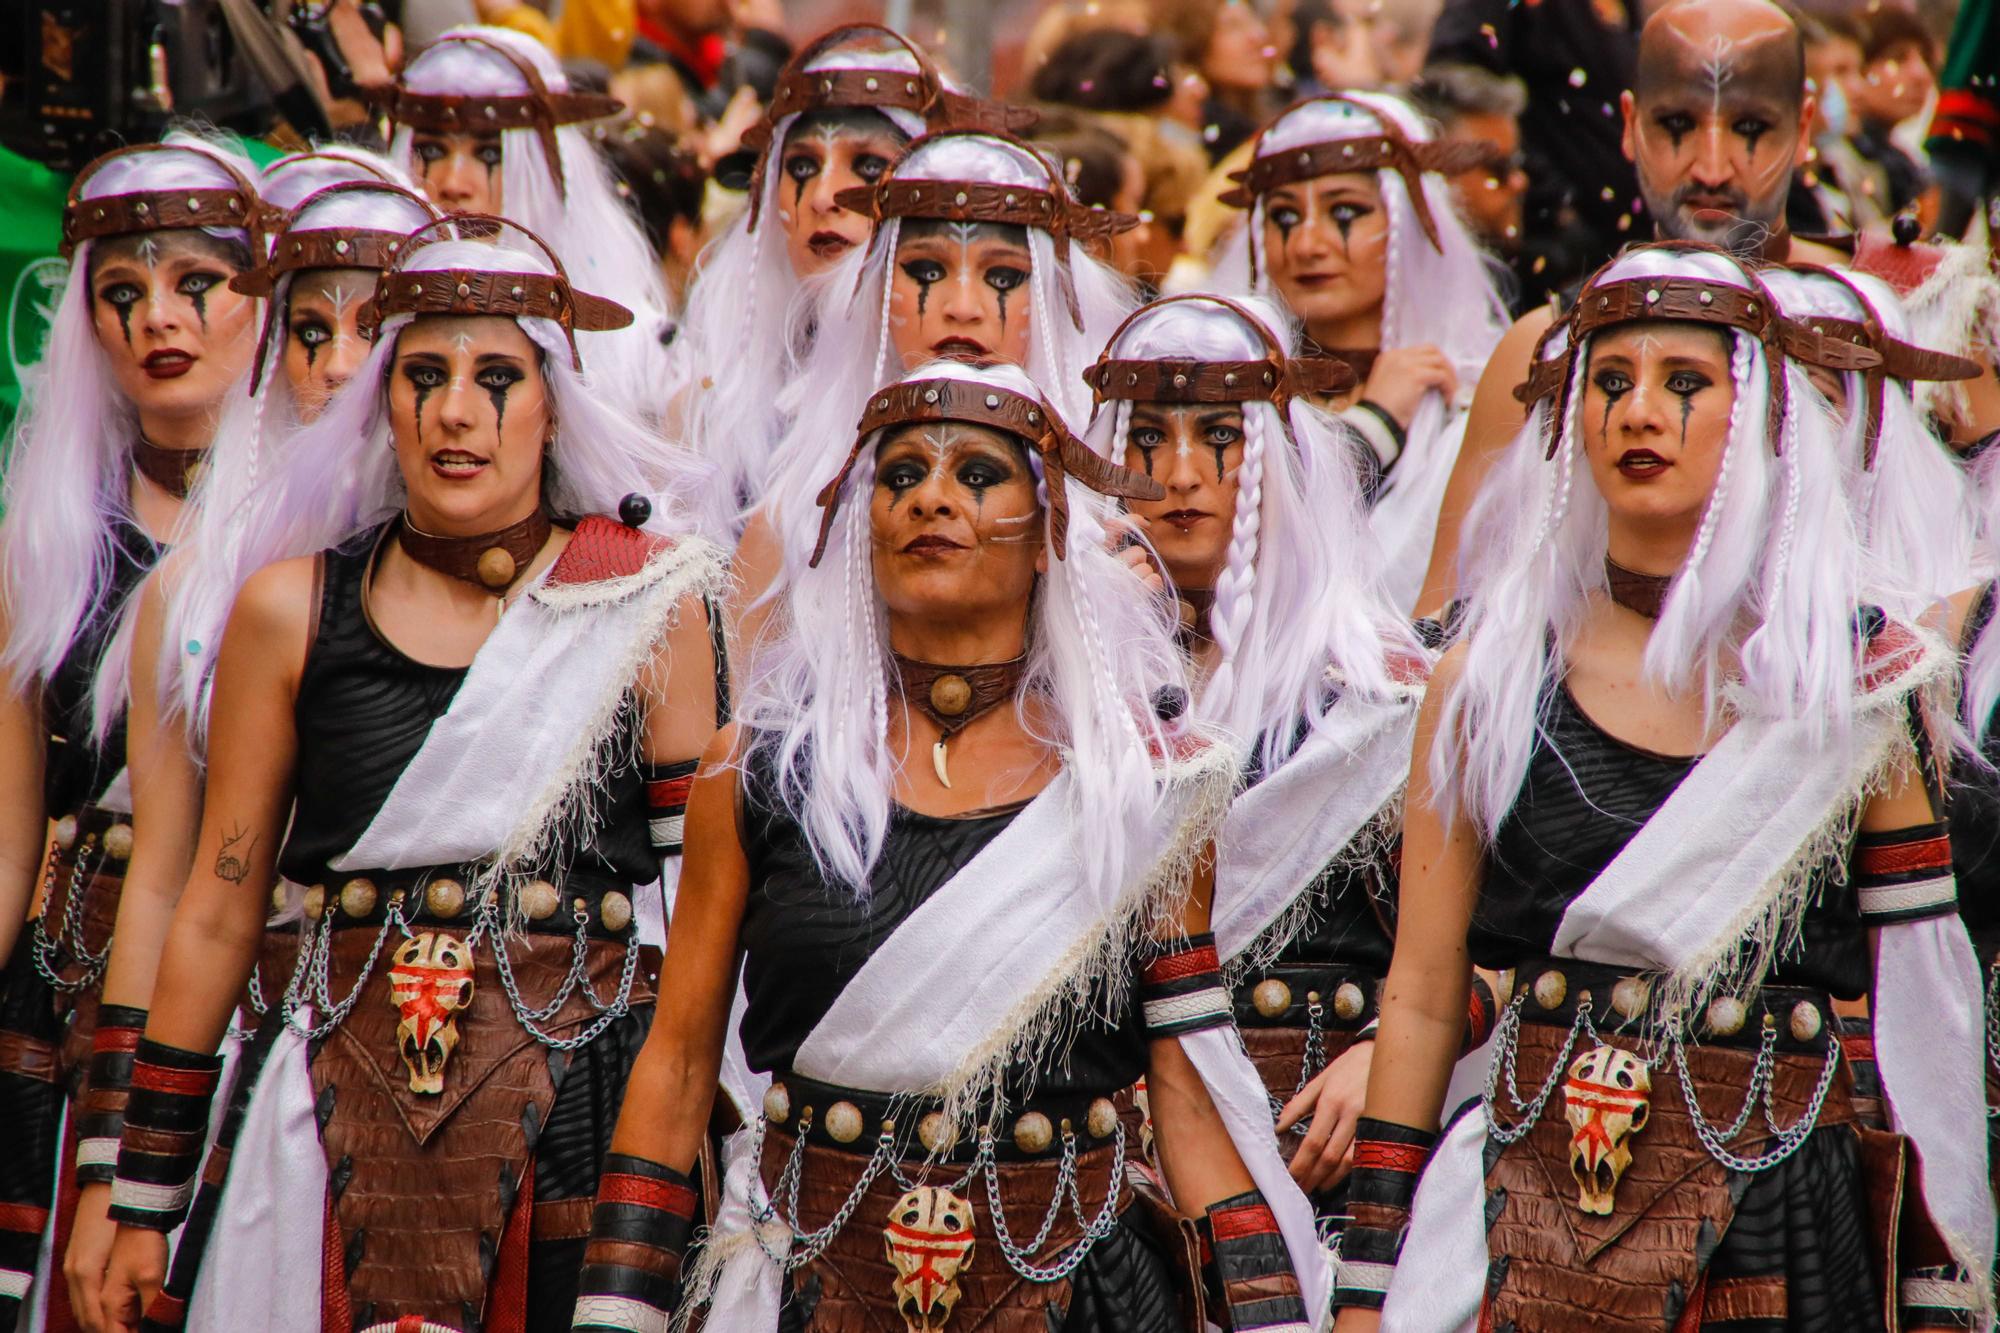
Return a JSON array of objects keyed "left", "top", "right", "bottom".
[{"left": 891, "top": 652, "right": 1028, "bottom": 789}]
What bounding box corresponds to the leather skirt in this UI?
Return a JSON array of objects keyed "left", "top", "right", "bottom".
[
  {"left": 1482, "top": 959, "right": 1959, "bottom": 1333},
  {"left": 756, "top": 1075, "right": 1186, "bottom": 1333}
]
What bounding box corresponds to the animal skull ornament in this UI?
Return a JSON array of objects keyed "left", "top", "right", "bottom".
[
  {"left": 882, "top": 1185, "right": 975, "bottom": 1331},
  {"left": 387, "top": 931, "right": 475, "bottom": 1094},
  {"left": 1562, "top": 1044, "right": 1651, "bottom": 1216}
]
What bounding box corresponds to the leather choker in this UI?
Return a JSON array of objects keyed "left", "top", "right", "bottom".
[
  {"left": 892, "top": 650, "right": 1027, "bottom": 789},
  {"left": 398, "top": 509, "right": 552, "bottom": 593},
  {"left": 1302, "top": 344, "right": 1377, "bottom": 393},
  {"left": 1605, "top": 556, "right": 1673, "bottom": 620},
  {"left": 1176, "top": 587, "right": 1216, "bottom": 645},
  {"left": 132, "top": 435, "right": 208, "bottom": 499}
]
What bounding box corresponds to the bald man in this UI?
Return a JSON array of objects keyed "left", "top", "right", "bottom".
[{"left": 1412, "top": 0, "right": 1998, "bottom": 615}]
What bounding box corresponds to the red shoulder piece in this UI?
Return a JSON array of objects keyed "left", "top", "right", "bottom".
[
  {"left": 545, "top": 515, "right": 675, "bottom": 587},
  {"left": 1848, "top": 232, "right": 1948, "bottom": 296},
  {"left": 1385, "top": 649, "right": 1431, "bottom": 688},
  {"left": 1859, "top": 617, "right": 1923, "bottom": 693}
]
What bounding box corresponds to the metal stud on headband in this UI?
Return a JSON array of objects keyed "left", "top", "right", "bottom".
[
  {"left": 1083, "top": 294, "right": 1357, "bottom": 404},
  {"left": 833, "top": 129, "right": 1137, "bottom": 328},
  {"left": 1775, "top": 264, "right": 1981, "bottom": 470},
  {"left": 356, "top": 214, "right": 634, "bottom": 371},
  {"left": 61, "top": 143, "right": 261, "bottom": 260},
  {"left": 807, "top": 371, "right": 1164, "bottom": 567},
  {"left": 739, "top": 24, "right": 1038, "bottom": 229},
  {"left": 233, "top": 181, "right": 440, "bottom": 394},
  {"left": 1515, "top": 244, "right": 1796, "bottom": 456},
  {"left": 375, "top": 32, "right": 622, "bottom": 200}
]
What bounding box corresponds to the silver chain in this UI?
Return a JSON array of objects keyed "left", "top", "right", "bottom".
[
  {"left": 1674, "top": 1023, "right": 1841, "bottom": 1172},
  {"left": 281, "top": 902, "right": 400, "bottom": 1039},
  {"left": 748, "top": 1111, "right": 1128, "bottom": 1283},
  {"left": 485, "top": 896, "right": 641, "bottom": 1050},
  {"left": 1294, "top": 993, "right": 1328, "bottom": 1100},
  {"left": 1483, "top": 993, "right": 1591, "bottom": 1145},
  {"left": 31, "top": 834, "right": 111, "bottom": 995},
  {"left": 1986, "top": 959, "right": 2000, "bottom": 1119}
]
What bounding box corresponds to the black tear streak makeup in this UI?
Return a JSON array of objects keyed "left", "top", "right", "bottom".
[
  {"left": 1679, "top": 391, "right": 1693, "bottom": 447},
  {"left": 190, "top": 284, "right": 208, "bottom": 331},
  {"left": 413, "top": 379, "right": 435, "bottom": 446},
  {"left": 485, "top": 377, "right": 508, "bottom": 435},
  {"left": 110, "top": 295, "right": 135, "bottom": 346}
]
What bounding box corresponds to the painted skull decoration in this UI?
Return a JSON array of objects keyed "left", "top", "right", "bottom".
[
  {"left": 388, "top": 931, "right": 475, "bottom": 1095},
  {"left": 883, "top": 1185, "right": 975, "bottom": 1332},
  {"left": 1562, "top": 1045, "right": 1651, "bottom": 1215}
]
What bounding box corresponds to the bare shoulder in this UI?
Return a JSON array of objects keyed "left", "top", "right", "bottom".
[
  {"left": 1944, "top": 582, "right": 1992, "bottom": 649},
  {"left": 229, "top": 555, "right": 317, "bottom": 645}
]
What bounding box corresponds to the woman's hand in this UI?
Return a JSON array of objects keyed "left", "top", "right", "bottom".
[
  {"left": 1107, "top": 517, "right": 1166, "bottom": 598},
  {"left": 63, "top": 1184, "right": 115, "bottom": 1333},
  {"left": 97, "top": 1226, "right": 167, "bottom": 1333},
  {"left": 1276, "top": 1037, "right": 1373, "bottom": 1192},
  {"left": 1362, "top": 345, "right": 1458, "bottom": 429}
]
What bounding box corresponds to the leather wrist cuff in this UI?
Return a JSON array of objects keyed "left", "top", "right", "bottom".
[
  {"left": 642, "top": 759, "right": 698, "bottom": 857},
  {"left": 572, "top": 1154, "right": 699, "bottom": 1328},
  {"left": 76, "top": 1004, "right": 148, "bottom": 1186},
  {"left": 1334, "top": 1118, "right": 1438, "bottom": 1310},
  {"left": 1139, "top": 933, "right": 1232, "bottom": 1040},
  {"left": 108, "top": 1039, "right": 221, "bottom": 1231},
  {"left": 1198, "top": 1189, "right": 1311, "bottom": 1332},
  {"left": 1853, "top": 822, "right": 1957, "bottom": 925}
]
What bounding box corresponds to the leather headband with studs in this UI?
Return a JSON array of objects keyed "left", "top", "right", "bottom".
[
  {"left": 808, "top": 374, "right": 1164, "bottom": 567},
  {"left": 234, "top": 182, "right": 439, "bottom": 394},
  {"left": 1083, "top": 294, "right": 1356, "bottom": 404},
  {"left": 1779, "top": 263, "right": 1983, "bottom": 470},
  {"left": 739, "top": 24, "right": 1038, "bottom": 229},
  {"left": 832, "top": 129, "right": 1137, "bottom": 329},
  {"left": 356, "top": 214, "right": 633, "bottom": 372},
  {"left": 61, "top": 143, "right": 262, "bottom": 260},
  {"left": 1219, "top": 95, "right": 1490, "bottom": 266},
  {"left": 374, "top": 32, "right": 622, "bottom": 200},
  {"left": 1514, "top": 252, "right": 1793, "bottom": 456}
]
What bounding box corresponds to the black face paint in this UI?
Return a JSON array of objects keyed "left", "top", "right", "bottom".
[
  {"left": 302, "top": 333, "right": 317, "bottom": 373},
  {"left": 1678, "top": 390, "right": 1693, "bottom": 446},
  {"left": 1212, "top": 444, "right": 1228, "bottom": 484},
  {"left": 413, "top": 379, "right": 435, "bottom": 446},
  {"left": 996, "top": 280, "right": 1009, "bottom": 333},
  {"left": 109, "top": 293, "right": 136, "bottom": 346},
  {"left": 190, "top": 285, "right": 207, "bottom": 330},
  {"left": 901, "top": 260, "right": 941, "bottom": 317},
  {"left": 485, "top": 377, "right": 508, "bottom": 434},
  {"left": 1600, "top": 384, "right": 1621, "bottom": 442}
]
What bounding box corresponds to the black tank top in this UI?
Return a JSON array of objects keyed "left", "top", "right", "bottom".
[
  {"left": 1950, "top": 582, "right": 2000, "bottom": 955},
  {"left": 735, "top": 735, "right": 1149, "bottom": 1096},
  {"left": 277, "top": 526, "right": 654, "bottom": 885},
  {"left": 1475, "top": 677, "right": 1871, "bottom": 998},
  {"left": 43, "top": 519, "right": 160, "bottom": 814},
  {"left": 1239, "top": 716, "right": 1395, "bottom": 973}
]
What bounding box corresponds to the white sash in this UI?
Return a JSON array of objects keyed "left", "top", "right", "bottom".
[
  {"left": 335, "top": 535, "right": 724, "bottom": 880},
  {"left": 1213, "top": 689, "right": 1418, "bottom": 964},
  {"left": 1384, "top": 627, "right": 1993, "bottom": 1325},
  {"left": 694, "top": 742, "right": 1333, "bottom": 1329}
]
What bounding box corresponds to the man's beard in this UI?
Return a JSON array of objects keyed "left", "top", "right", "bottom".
[{"left": 1644, "top": 179, "right": 1787, "bottom": 255}]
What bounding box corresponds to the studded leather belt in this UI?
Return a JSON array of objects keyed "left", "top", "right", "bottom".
[
  {"left": 759, "top": 1071, "right": 1138, "bottom": 1165},
  {"left": 289, "top": 864, "right": 642, "bottom": 939},
  {"left": 1233, "top": 961, "right": 1382, "bottom": 1031},
  {"left": 1515, "top": 957, "right": 1839, "bottom": 1054}
]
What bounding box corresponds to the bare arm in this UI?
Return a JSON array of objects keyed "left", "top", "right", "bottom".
[
  {"left": 605, "top": 723, "right": 751, "bottom": 1174},
  {"left": 640, "top": 593, "right": 720, "bottom": 768},
  {"left": 97, "top": 570, "right": 202, "bottom": 1011},
  {"left": 1146, "top": 849, "right": 1259, "bottom": 1211},
  {"left": 140, "top": 560, "right": 310, "bottom": 1054},
  {"left": 1359, "top": 646, "right": 1483, "bottom": 1133},
  {"left": 726, "top": 508, "right": 785, "bottom": 684},
  {"left": 1413, "top": 309, "right": 1554, "bottom": 618}
]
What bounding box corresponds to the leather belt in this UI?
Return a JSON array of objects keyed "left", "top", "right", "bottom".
[
  {"left": 760, "top": 1071, "right": 1136, "bottom": 1165},
  {"left": 1233, "top": 961, "right": 1382, "bottom": 1031},
  {"left": 1516, "top": 957, "right": 1840, "bottom": 1055},
  {"left": 292, "top": 864, "right": 641, "bottom": 940}
]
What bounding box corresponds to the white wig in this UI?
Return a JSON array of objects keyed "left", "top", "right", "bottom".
[
  {"left": 1, "top": 130, "right": 258, "bottom": 701},
  {"left": 162, "top": 183, "right": 438, "bottom": 740},
  {"left": 1212, "top": 92, "right": 1509, "bottom": 391},
  {"left": 219, "top": 233, "right": 713, "bottom": 685},
  {"left": 1966, "top": 445, "right": 2000, "bottom": 745},
  {"left": 1437, "top": 247, "right": 1870, "bottom": 837},
  {"left": 760, "top": 132, "right": 1137, "bottom": 579},
  {"left": 741, "top": 359, "right": 1187, "bottom": 900},
  {"left": 257, "top": 145, "right": 412, "bottom": 225},
  {"left": 390, "top": 25, "right": 678, "bottom": 421},
  {"left": 1083, "top": 294, "right": 1424, "bottom": 767},
  {"left": 675, "top": 33, "right": 928, "bottom": 512},
  {"left": 1762, "top": 266, "right": 1977, "bottom": 616}
]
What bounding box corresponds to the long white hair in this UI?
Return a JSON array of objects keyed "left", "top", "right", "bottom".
[
  {"left": 1762, "top": 266, "right": 1977, "bottom": 617},
  {"left": 256, "top": 144, "right": 412, "bottom": 225},
  {"left": 389, "top": 25, "right": 678, "bottom": 421},
  {"left": 1437, "top": 247, "right": 1871, "bottom": 837},
  {"left": 218, "top": 234, "right": 712, "bottom": 676},
  {"left": 1, "top": 131, "right": 258, "bottom": 697},
  {"left": 1083, "top": 295, "right": 1423, "bottom": 767},
  {"left": 675, "top": 33, "right": 929, "bottom": 512},
  {"left": 741, "top": 358, "right": 1186, "bottom": 900},
  {"left": 162, "top": 183, "right": 438, "bottom": 741},
  {"left": 1964, "top": 445, "right": 2000, "bottom": 744},
  {"left": 761, "top": 132, "right": 1137, "bottom": 573}
]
